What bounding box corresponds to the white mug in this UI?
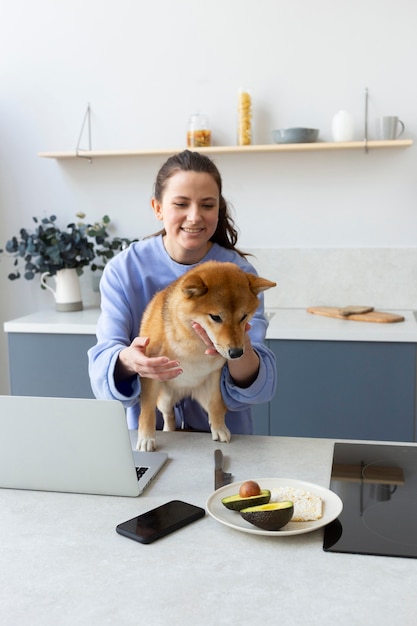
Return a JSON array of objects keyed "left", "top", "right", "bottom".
[{"left": 375, "top": 116, "right": 405, "bottom": 140}]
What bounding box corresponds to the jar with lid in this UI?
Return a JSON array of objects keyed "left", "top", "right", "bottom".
[
  {"left": 238, "top": 88, "right": 252, "bottom": 145},
  {"left": 187, "top": 113, "right": 211, "bottom": 147}
]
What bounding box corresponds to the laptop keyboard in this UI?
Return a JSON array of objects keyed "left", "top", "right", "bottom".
[{"left": 136, "top": 466, "right": 149, "bottom": 480}]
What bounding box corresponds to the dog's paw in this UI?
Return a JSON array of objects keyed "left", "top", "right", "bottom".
[
  {"left": 211, "top": 426, "right": 231, "bottom": 443},
  {"left": 136, "top": 436, "right": 156, "bottom": 452}
]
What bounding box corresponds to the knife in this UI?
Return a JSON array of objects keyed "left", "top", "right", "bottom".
[{"left": 214, "top": 449, "right": 232, "bottom": 490}]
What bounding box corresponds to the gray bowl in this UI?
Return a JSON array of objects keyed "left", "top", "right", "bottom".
[{"left": 272, "top": 128, "right": 319, "bottom": 144}]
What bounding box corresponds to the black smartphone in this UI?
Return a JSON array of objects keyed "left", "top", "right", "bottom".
[{"left": 116, "top": 500, "right": 205, "bottom": 544}]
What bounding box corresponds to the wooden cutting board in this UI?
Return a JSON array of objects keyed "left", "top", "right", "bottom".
[{"left": 307, "top": 306, "right": 405, "bottom": 324}]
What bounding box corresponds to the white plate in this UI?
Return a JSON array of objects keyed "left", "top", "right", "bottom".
[{"left": 206, "top": 477, "right": 343, "bottom": 536}]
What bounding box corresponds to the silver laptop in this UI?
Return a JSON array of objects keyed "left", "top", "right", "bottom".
[{"left": 0, "top": 396, "right": 168, "bottom": 496}]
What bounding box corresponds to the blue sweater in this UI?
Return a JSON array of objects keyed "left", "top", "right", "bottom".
[{"left": 88, "top": 235, "right": 277, "bottom": 432}]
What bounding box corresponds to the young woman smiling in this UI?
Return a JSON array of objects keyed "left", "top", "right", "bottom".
[{"left": 88, "top": 150, "right": 276, "bottom": 433}]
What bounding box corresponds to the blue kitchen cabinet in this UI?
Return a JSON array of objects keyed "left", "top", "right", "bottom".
[
  {"left": 7, "top": 333, "right": 96, "bottom": 399},
  {"left": 6, "top": 328, "right": 417, "bottom": 442},
  {"left": 268, "top": 339, "right": 416, "bottom": 441}
]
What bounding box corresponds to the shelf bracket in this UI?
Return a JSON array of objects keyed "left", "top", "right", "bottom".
[
  {"left": 364, "top": 87, "right": 369, "bottom": 154},
  {"left": 76, "top": 103, "right": 93, "bottom": 163}
]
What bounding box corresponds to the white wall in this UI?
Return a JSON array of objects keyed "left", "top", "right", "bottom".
[{"left": 1, "top": 0, "right": 417, "bottom": 393}]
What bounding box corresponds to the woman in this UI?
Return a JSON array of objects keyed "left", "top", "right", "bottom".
[{"left": 88, "top": 150, "right": 276, "bottom": 433}]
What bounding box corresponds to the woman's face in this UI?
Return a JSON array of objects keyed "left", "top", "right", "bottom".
[{"left": 152, "top": 170, "right": 220, "bottom": 264}]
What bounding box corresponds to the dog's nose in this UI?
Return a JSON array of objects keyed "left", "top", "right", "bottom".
[{"left": 228, "top": 347, "right": 244, "bottom": 359}]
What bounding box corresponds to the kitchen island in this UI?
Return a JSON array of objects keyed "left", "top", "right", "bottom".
[
  {"left": 0, "top": 431, "right": 416, "bottom": 626},
  {"left": 4, "top": 307, "right": 417, "bottom": 440}
]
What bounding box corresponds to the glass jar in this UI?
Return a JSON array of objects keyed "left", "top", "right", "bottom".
[
  {"left": 238, "top": 89, "right": 252, "bottom": 145},
  {"left": 187, "top": 113, "right": 211, "bottom": 147}
]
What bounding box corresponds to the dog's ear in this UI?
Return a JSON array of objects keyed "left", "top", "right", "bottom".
[
  {"left": 182, "top": 275, "right": 209, "bottom": 299},
  {"left": 247, "top": 273, "right": 277, "bottom": 295}
]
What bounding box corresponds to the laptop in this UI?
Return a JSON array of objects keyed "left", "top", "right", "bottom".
[{"left": 0, "top": 396, "right": 168, "bottom": 497}]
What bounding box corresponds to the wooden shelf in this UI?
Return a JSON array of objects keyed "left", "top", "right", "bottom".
[{"left": 38, "top": 139, "right": 413, "bottom": 160}]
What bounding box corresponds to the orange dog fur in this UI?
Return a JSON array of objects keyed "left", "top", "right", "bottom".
[{"left": 136, "top": 260, "right": 276, "bottom": 451}]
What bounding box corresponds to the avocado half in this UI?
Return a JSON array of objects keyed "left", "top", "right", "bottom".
[
  {"left": 240, "top": 501, "right": 294, "bottom": 530},
  {"left": 221, "top": 489, "right": 271, "bottom": 511}
]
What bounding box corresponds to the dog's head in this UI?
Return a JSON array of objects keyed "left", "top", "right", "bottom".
[{"left": 180, "top": 261, "right": 276, "bottom": 360}]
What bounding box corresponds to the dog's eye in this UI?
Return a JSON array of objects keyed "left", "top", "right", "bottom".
[
  {"left": 209, "top": 314, "right": 222, "bottom": 323},
  {"left": 240, "top": 314, "right": 248, "bottom": 323}
]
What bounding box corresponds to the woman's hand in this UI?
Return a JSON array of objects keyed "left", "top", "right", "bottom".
[
  {"left": 191, "top": 321, "right": 219, "bottom": 356},
  {"left": 191, "top": 320, "right": 252, "bottom": 355},
  {"left": 115, "top": 336, "right": 183, "bottom": 382},
  {"left": 191, "top": 320, "right": 259, "bottom": 388}
]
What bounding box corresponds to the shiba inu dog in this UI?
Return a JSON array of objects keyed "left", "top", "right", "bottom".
[{"left": 137, "top": 260, "right": 276, "bottom": 451}]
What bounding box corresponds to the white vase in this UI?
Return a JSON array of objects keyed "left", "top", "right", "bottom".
[
  {"left": 332, "top": 110, "right": 354, "bottom": 142},
  {"left": 41, "top": 268, "right": 83, "bottom": 312}
]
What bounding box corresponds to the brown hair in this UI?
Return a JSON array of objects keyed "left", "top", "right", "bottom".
[{"left": 151, "top": 150, "right": 247, "bottom": 257}]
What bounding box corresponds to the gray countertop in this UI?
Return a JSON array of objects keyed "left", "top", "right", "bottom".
[
  {"left": 4, "top": 306, "right": 417, "bottom": 342},
  {"left": 0, "top": 431, "right": 416, "bottom": 625}
]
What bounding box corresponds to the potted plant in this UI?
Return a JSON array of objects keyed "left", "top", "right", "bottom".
[
  {"left": 87, "top": 215, "right": 135, "bottom": 272},
  {"left": 0, "top": 212, "right": 136, "bottom": 310}
]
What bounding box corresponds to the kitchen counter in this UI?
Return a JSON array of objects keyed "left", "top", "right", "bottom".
[
  {"left": 4, "top": 306, "right": 417, "bottom": 342},
  {"left": 5, "top": 307, "right": 417, "bottom": 439},
  {"left": 266, "top": 307, "right": 417, "bottom": 342},
  {"left": 0, "top": 431, "right": 416, "bottom": 626},
  {"left": 3, "top": 306, "right": 101, "bottom": 335}
]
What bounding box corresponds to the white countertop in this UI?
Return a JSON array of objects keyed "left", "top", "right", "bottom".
[
  {"left": 266, "top": 307, "right": 417, "bottom": 342},
  {"left": 0, "top": 431, "right": 416, "bottom": 626},
  {"left": 4, "top": 306, "right": 417, "bottom": 342},
  {"left": 3, "top": 306, "right": 101, "bottom": 335}
]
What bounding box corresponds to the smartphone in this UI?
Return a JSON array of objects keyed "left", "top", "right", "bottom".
[{"left": 116, "top": 500, "right": 205, "bottom": 544}]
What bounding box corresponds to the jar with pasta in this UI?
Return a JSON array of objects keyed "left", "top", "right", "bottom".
[
  {"left": 187, "top": 113, "right": 211, "bottom": 148},
  {"left": 238, "top": 89, "right": 252, "bottom": 145}
]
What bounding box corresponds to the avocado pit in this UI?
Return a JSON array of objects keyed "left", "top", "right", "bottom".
[{"left": 239, "top": 480, "right": 261, "bottom": 498}]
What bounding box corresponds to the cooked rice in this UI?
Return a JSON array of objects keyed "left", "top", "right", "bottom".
[{"left": 269, "top": 487, "right": 322, "bottom": 521}]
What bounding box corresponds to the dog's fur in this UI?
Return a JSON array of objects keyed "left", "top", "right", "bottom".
[{"left": 136, "top": 261, "right": 276, "bottom": 451}]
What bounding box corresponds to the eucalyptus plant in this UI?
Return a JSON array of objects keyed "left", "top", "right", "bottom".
[
  {"left": 87, "top": 216, "right": 135, "bottom": 272},
  {"left": 0, "top": 212, "right": 136, "bottom": 282}
]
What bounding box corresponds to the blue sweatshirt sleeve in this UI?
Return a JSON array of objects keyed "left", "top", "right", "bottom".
[
  {"left": 87, "top": 257, "right": 143, "bottom": 408},
  {"left": 220, "top": 305, "right": 277, "bottom": 410}
]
